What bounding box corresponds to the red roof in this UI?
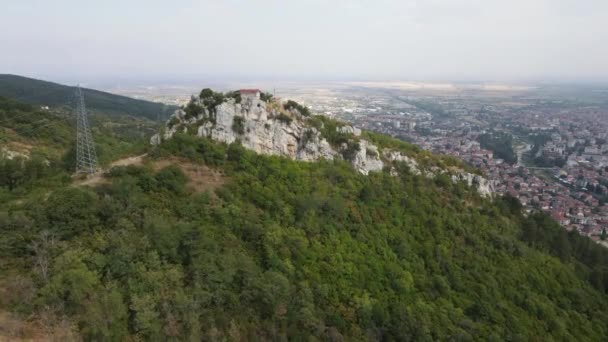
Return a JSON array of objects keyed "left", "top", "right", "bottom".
[{"left": 239, "top": 89, "right": 260, "bottom": 94}]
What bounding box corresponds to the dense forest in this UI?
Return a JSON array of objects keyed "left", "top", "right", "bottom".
[
  {"left": 0, "top": 74, "right": 176, "bottom": 120},
  {"left": 2, "top": 118, "right": 608, "bottom": 339}
]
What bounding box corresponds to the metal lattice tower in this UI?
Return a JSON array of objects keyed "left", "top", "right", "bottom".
[{"left": 75, "top": 86, "right": 98, "bottom": 174}]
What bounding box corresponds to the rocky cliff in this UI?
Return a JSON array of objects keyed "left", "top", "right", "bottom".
[{"left": 152, "top": 92, "right": 496, "bottom": 196}]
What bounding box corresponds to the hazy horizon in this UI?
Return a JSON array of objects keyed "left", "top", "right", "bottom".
[{"left": 2, "top": 0, "right": 607, "bottom": 85}]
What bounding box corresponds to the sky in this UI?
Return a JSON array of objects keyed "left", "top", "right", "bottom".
[{"left": 1, "top": 0, "right": 607, "bottom": 84}]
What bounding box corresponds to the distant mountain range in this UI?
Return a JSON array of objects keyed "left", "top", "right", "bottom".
[{"left": 0, "top": 74, "right": 176, "bottom": 120}]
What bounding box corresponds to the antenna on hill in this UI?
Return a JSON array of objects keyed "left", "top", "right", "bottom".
[{"left": 74, "top": 85, "right": 98, "bottom": 174}]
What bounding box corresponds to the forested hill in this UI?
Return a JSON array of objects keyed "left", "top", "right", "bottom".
[
  {"left": 0, "top": 74, "right": 176, "bottom": 120},
  {"left": 0, "top": 96, "right": 156, "bottom": 199},
  {"left": 2, "top": 122, "right": 608, "bottom": 340}
]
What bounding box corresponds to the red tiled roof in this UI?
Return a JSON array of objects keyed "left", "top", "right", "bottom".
[{"left": 239, "top": 89, "right": 260, "bottom": 94}]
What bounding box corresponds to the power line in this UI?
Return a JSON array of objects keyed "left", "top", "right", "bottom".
[{"left": 75, "top": 86, "right": 97, "bottom": 174}]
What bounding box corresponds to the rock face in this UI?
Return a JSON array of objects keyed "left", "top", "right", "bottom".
[
  {"left": 201, "top": 97, "right": 337, "bottom": 161},
  {"left": 384, "top": 150, "right": 421, "bottom": 175},
  {"left": 383, "top": 149, "right": 496, "bottom": 196},
  {"left": 451, "top": 173, "right": 496, "bottom": 197},
  {"left": 351, "top": 139, "right": 383, "bottom": 175},
  {"left": 153, "top": 96, "right": 495, "bottom": 196}
]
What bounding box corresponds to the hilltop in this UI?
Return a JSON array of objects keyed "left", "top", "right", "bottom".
[
  {"left": 1, "top": 89, "right": 608, "bottom": 340},
  {"left": 0, "top": 74, "right": 176, "bottom": 120},
  {"left": 155, "top": 88, "right": 495, "bottom": 196}
]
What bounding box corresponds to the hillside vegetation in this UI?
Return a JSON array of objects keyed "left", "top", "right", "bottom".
[
  {"left": 1, "top": 124, "right": 608, "bottom": 340},
  {"left": 0, "top": 96, "right": 155, "bottom": 203},
  {"left": 0, "top": 74, "right": 176, "bottom": 120}
]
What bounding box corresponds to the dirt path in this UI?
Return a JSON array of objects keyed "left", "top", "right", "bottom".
[
  {"left": 74, "top": 154, "right": 226, "bottom": 193},
  {"left": 75, "top": 153, "right": 147, "bottom": 187},
  {"left": 109, "top": 154, "right": 147, "bottom": 168}
]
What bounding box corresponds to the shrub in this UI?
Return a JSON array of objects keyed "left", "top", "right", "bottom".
[
  {"left": 232, "top": 116, "right": 246, "bottom": 135},
  {"left": 260, "top": 92, "right": 273, "bottom": 102},
  {"left": 184, "top": 98, "right": 204, "bottom": 120},
  {"left": 307, "top": 115, "right": 350, "bottom": 147},
  {"left": 284, "top": 100, "right": 311, "bottom": 116},
  {"left": 199, "top": 88, "right": 214, "bottom": 99},
  {"left": 0, "top": 156, "right": 55, "bottom": 191},
  {"left": 366, "top": 148, "right": 378, "bottom": 157},
  {"left": 226, "top": 90, "right": 242, "bottom": 104},
  {"left": 302, "top": 129, "right": 315, "bottom": 145},
  {"left": 198, "top": 88, "right": 226, "bottom": 114},
  {"left": 341, "top": 141, "right": 360, "bottom": 162},
  {"left": 276, "top": 113, "right": 293, "bottom": 125},
  {"left": 167, "top": 116, "right": 180, "bottom": 129},
  {"left": 154, "top": 165, "right": 187, "bottom": 194},
  {"left": 106, "top": 165, "right": 147, "bottom": 178}
]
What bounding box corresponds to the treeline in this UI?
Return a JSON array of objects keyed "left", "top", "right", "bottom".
[
  {"left": 0, "top": 96, "right": 72, "bottom": 146},
  {"left": 478, "top": 131, "right": 518, "bottom": 164},
  {"left": 0, "top": 96, "right": 73, "bottom": 198},
  {"left": 497, "top": 195, "right": 608, "bottom": 292},
  {"left": 520, "top": 212, "right": 608, "bottom": 292},
  {"left": 0, "top": 74, "right": 176, "bottom": 120},
  {"left": 0, "top": 156, "right": 68, "bottom": 192},
  {"left": 2, "top": 133, "right": 608, "bottom": 340}
]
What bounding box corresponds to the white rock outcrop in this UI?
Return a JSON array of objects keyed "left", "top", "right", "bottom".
[
  {"left": 153, "top": 95, "right": 495, "bottom": 196},
  {"left": 352, "top": 139, "right": 383, "bottom": 175},
  {"left": 384, "top": 150, "right": 421, "bottom": 175},
  {"left": 451, "top": 173, "right": 497, "bottom": 197},
  {"left": 337, "top": 125, "right": 361, "bottom": 137},
  {"left": 197, "top": 98, "right": 337, "bottom": 161}
]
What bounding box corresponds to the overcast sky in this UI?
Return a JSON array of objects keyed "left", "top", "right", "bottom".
[{"left": 1, "top": 0, "right": 607, "bottom": 84}]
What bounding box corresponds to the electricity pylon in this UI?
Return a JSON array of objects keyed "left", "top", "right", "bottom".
[{"left": 75, "top": 86, "right": 97, "bottom": 174}]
